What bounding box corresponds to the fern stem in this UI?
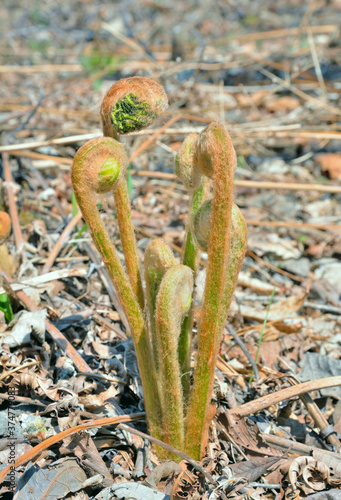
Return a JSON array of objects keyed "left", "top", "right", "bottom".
[
  {"left": 185, "top": 124, "right": 235, "bottom": 459},
  {"left": 102, "top": 118, "right": 144, "bottom": 310},
  {"left": 179, "top": 178, "right": 209, "bottom": 402},
  {"left": 72, "top": 141, "right": 161, "bottom": 440},
  {"left": 155, "top": 265, "right": 193, "bottom": 453}
]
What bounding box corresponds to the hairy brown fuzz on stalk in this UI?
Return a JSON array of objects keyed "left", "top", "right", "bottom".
[
  {"left": 194, "top": 123, "right": 237, "bottom": 179},
  {"left": 155, "top": 264, "right": 194, "bottom": 453},
  {"left": 144, "top": 239, "right": 177, "bottom": 368},
  {"left": 71, "top": 135, "right": 164, "bottom": 443},
  {"left": 175, "top": 132, "right": 209, "bottom": 397},
  {"left": 145, "top": 239, "right": 177, "bottom": 277},
  {"left": 192, "top": 200, "right": 248, "bottom": 334},
  {"left": 101, "top": 76, "right": 168, "bottom": 138},
  {"left": 185, "top": 122, "right": 237, "bottom": 460}
]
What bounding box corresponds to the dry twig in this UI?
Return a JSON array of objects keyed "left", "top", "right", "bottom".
[{"left": 230, "top": 376, "right": 341, "bottom": 418}]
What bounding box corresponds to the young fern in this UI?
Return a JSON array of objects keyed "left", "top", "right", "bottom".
[
  {"left": 184, "top": 123, "right": 238, "bottom": 459},
  {"left": 175, "top": 133, "right": 202, "bottom": 191},
  {"left": 101, "top": 76, "right": 168, "bottom": 139},
  {"left": 144, "top": 239, "right": 177, "bottom": 371},
  {"left": 100, "top": 77, "right": 168, "bottom": 309},
  {"left": 175, "top": 133, "right": 210, "bottom": 399},
  {"left": 155, "top": 264, "right": 194, "bottom": 452},
  {"left": 72, "top": 78, "right": 190, "bottom": 455},
  {"left": 71, "top": 77, "right": 247, "bottom": 462},
  {"left": 71, "top": 137, "right": 163, "bottom": 441},
  {"left": 192, "top": 201, "right": 248, "bottom": 334}
]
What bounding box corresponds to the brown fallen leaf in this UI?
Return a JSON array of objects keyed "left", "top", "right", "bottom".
[
  {"left": 289, "top": 456, "right": 330, "bottom": 495},
  {"left": 239, "top": 293, "right": 307, "bottom": 322},
  {"left": 60, "top": 431, "right": 113, "bottom": 486},
  {"left": 265, "top": 95, "right": 300, "bottom": 112},
  {"left": 226, "top": 338, "right": 281, "bottom": 369},
  {"left": 0, "top": 413, "right": 145, "bottom": 485},
  {"left": 144, "top": 461, "right": 181, "bottom": 489},
  {"left": 313, "top": 449, "right": 341, "bottom": 487},
  {"left": 170, "top": 461, "right": 200, "bottom": 500},
  {"left": 316, "top": 153, "right": 341, "bottom": 180},
  {"left": 236, "top": 90, "right": 268, "bottom": 107},
  {"left": 217, "top": 411, "right": 282, "bottom": 458},
  {"left": 228, "top": 455, "right": 285, "bottom": 483},
  {"left": 237, "top": 271, "right": 280, "bottom": 295},
  {"left": 12, "top": 457, "right": 87, "bottom": 498}
]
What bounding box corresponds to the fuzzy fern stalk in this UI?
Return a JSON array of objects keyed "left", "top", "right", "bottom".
[
  {"left": 155, "top": 265, "right": 193, "bottom": 452},
  {"left": 71, "top": 137, "right": 163, "bottom": 442},
  {"left": 144, "top": 239, "right": 177, "bottom": 371},
  {"left": 184, "top": 123, "right": 244, "bottom": 460},
  {"left": 175, "top": 133, "right": 210, "bottom": 399},
  {"left": 192, "top": 201, "right": 248, "bottom": 334},
  {"left": 100, "top": 77, "right": 168, "bottom": 309}
]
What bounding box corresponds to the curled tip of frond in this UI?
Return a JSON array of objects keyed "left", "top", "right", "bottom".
[
  {"left": 175, "top": 133, "right": 202, "bottom": 191},
  {"left": 145, "top": 239, "right": 177, "bottom": 276},
  {"left": 101, "top": 77, "right": 168, "bottom": 135},
  {"left": 193, "top": 202, "right": 247, "bottom": 253},
  {"left": 0, "top": 211, "right": 11, "bottom": 242},
  {"left": 194, "top": 122, "right": 236, "bottom": 179},
  {"left": 157, "top": 265, "right": 194, "bottom": 322},
  {"left": 71, "top": 137, "right": 128, "bottom": 195}
]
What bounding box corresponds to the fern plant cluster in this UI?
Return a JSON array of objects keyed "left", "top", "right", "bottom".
[{"left": 71, "top": 77, "right": 247, "bottom": 460}]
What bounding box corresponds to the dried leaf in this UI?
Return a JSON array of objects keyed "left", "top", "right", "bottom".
[
  {"left": 144, "top": 461, "right": 181, "bottom": 489},
  {"left": 316, "top": 153, "right": 341, "bottom": 180},
  {"left": 238, "top": 293, "right": 306, "bottom": 322},
  {"left": 3, "top": 310, "right": 46, "bottom": 347},
  {"left": 237, "top": 271, "right": 279, "bottom": 294},
  {"left": 313, "top": 449, "right": 341, "bottom": 486},
  {"left": 248, "top": 233, "right": 301, "bottom": 260},
  {"left": 300, "top": 353, "right": 341, "bottom": 399},
  {"left": 94, "top": 482, "right": 169, "bottom": 500},
  {"left": 289, "top": 456, "right": 329, "bottom": 495},
  {"left": 228, "top": 456, "right": 284, "bottom": 482},
  {"left": 170, "top": 461, "right": 199, "bottom": 500},
  {"left": 314, "top": 261, "right": 341, "bottom": 299},
  {"left": 265, "top": 95, "right": 300, "bottom": 112},
  {"left": 304, "top": 490, "right": 341, "bottom": 499},
  {"left": 302, "top": 460, "right": 329, "bottom": 491},
  {"left": 60, "top": 431, "right": 113, "bottom": 486},
  {"left": 218, "top": 412, "right": 282, "bottom": 458},
  {"left": 13, "top": 457, "right": 87, "bottom": 499}
]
